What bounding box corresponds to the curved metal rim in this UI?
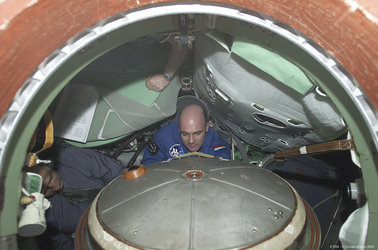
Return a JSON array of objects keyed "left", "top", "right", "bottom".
[
  {"left": 0, "top": 0, "right": 376, "bottom": 240},
  {"left": 1, "top": 1, "right": 376, "bottom": 169}
]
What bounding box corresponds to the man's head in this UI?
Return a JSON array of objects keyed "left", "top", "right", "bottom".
[
  {"left": 26, "top": 165, "right": 64, "bottom": 198},
  {"left": 179, "top": 104, "right": 209, "bottom": 152}
]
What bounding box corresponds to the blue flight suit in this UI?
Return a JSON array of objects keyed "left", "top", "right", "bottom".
[
  {"left": 37, "top": 144, "right": 125, "bottom": 250},
  {"left": 142, "top": 120, "right": 231, "bottom": 165}
]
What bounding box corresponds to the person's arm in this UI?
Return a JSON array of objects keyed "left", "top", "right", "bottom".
[
  {"left": 145, "top": 36, "right": 189, "bottom": 92},
  {"left": 39, "top": 194, "right": 87, "bottom": 250},
  {"left": 37, "top": 227, "right": 75, "bottom": 250},
  {"left": 45, "top": 194, "right": 88, "bottom": 233},
  {"left": 55, "top": 144, "right": 125, "bottom": 186}
]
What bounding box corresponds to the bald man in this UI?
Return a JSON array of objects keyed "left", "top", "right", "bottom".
[{"left": 141, "top": 97, "right": 231, "bottom": 165}]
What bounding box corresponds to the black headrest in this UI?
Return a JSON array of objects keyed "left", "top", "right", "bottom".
[{"left": 176, "top": 95, "right": 210, "bottom": 121}]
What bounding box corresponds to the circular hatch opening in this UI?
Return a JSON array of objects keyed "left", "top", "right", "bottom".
[{"left": 0, "top": 1, "right": 376, "bottom": 247}]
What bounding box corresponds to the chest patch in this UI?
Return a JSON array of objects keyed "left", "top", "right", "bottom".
[{"left": 169, "top": 144, "right": 185, "bottom": 158}]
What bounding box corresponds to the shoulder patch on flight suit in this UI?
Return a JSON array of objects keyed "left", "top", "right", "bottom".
[{"left": 148, "top": 138, "right": 159, "bottom": 155}]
